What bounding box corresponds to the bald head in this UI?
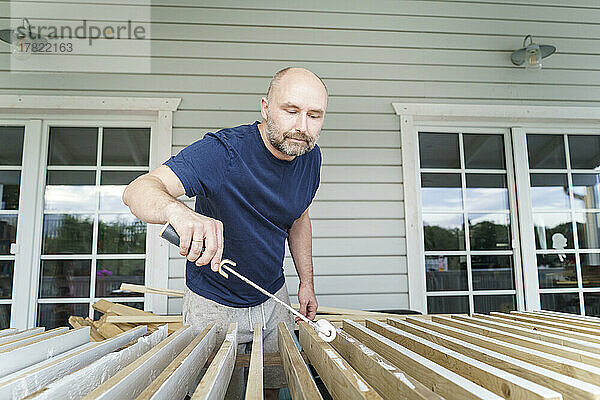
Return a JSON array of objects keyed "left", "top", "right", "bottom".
[{"left": 266, "top": 67, "right": 328, "bottom": 104}]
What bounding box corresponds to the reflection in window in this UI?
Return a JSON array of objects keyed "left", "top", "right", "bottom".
[
  {"left": 42, "top": 214, "right": 94, "bottom": 254},
  {"left": 473, "top": 295, "right": 516, "bottom": 314},
  {"left": 0, "top": 171, "right": 20, "bottom": 210},
  {"left": 0, "top": 304, "right": 9, "bottom": 329},
  {"left": 37, "top": 303, "right": 88, "bottom": 330},
  {"left": 0, "top": 215, "right": 17, "bottom": 255},
  {"left": 419, "top": 133, "right": 460, "bottom": 169},
  {"left": 540, "top": 293, "right": 580, "bottom": 314},
  {"left": 463, "top": 134, "right": 506, "bottom": 169},
  {"left": 581, "top": 254, "right": 600, "bottom": 288},
  {"left": 533, "top": 213, "right": 573, "bottom": 250},
  {"left": 102, "top": 128, "right": 150, "bottom": 166},
  {"left": 44, "top": 171, "right": 96, "bottom": 212},
  {"left": 584, "top": 293, "right": 600, "bottom": 317},
  {"left": 427, "top": 295, "right": 469, "bottom": 314},
  {"left": 100, "top": 171, "right": 145, "bottom": 212},
  {"left": 527, "top": 135, "right": 566, "bottom": 169},
  {"left": 425, "top": 255, "right": 467, "bottom": 291},
  {"left": 471, "top": 255, "right": 514, "bottom": 290},
  {"left": 0, "top": 126, "right": 25, "bottom": 165},
  {"left": 0, "top": 260, "right": 14, "bottom": 299},
  {"left": 469, "top": 213, "right": 511, "bottom": 250},
  {"left": 48, "top": 127, "right": 98, "bottom": 166},
  {"left": 568, "top": 135, "right": 600, "bottom": 170},
  {"left": 466, "top": 174, "right": 508, "bottom": 211},
  {"left": 96, "top": 259, "right": 144, "bottom": 297},
  {"left": 573, "top": 174, "right": 600, "bottom": 210},
  {"left": 530, "top": 174, "right": 570, "bottom": 210},
  {"left": 575, "top": 213, "right": 600, "bottom": 249},
  {"left": 537, "top": 254, "right": 577, "bottom": 289},
  {"left": 421, "top": 173, "right": 462, "bottom": 211},
  {"left": 98, "top": 214, "right": 146, "bottom": 254},
  {"left": 423, "top": 214, "right": 465, "bottom": 251},
  {"left": 39, "top": 260, "right": 91, "bottom": 298}
]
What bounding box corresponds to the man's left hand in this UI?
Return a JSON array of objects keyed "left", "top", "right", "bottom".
[{"left": 297, "top": 283, "right": 318, "bottom": 322}]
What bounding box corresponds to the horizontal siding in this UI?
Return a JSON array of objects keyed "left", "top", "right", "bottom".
[{"left": 2, "top": 0, "right": 598, "bottom": 313}]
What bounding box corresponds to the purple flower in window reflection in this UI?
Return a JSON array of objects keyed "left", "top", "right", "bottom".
[{"left": 97, "top": 269, "right": 113, "bottom": 277}]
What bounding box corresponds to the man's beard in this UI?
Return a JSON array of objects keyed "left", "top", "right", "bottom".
[{"left": 265, "top": 114, "right": 318, "bottom": 157}]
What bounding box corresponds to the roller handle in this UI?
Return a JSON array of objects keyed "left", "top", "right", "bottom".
[{"left": 159, "top": 223, "right": 180, "bottom": 247}]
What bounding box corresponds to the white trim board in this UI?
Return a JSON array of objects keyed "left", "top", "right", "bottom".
[
  {"left": 0, "top": 96, "right": 181, "bottom": 112},
  {"left": 394, "top": 103, "right": 600, "bottom": 314}
]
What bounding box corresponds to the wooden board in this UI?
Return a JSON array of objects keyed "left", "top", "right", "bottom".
[
  {"left": 342, "top": 319, "right": 502, "bottom": 400},
  {"left": 191, "top": 323, "right": 238, "bottom": 400},
  {"left": 135, "top": 325, "right": 217, "bottom": 400},
  {"left": 82, "top": 325, "right": 194, "bottom": 400},
  {"left": 106, "top": 316, "right": 183, "bottom": 324},
  {"left": 491, "top": 312, "right": 600, "bottom": 337},
  {"left": 277, "top": 322, "right": 322, "bottom": 400},
  {"left": 299, "top": 321, "right": 384, "bottom": 400},
  {"left": 331, "top": 328, "right": 442, "bottom": 400},
  {"left": 0, "top": 328, "right": 18, "bottom": 338},
  {"left": 245, "top": 324, "right": 263, "bottom": 400},
  {"left": 0, "top": 327, "right": 62, "bottom": 350}
]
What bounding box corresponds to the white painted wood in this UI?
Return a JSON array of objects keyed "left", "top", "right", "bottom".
[
  {"left": 0, "top": 327, "right": 67, "bottom": 351},
  {"left": 0, "top": 327, "right": 89, "bottom": 378},
  {"left": 0, "top": 328, "right": 17, "bottom": 338},
  {"left": 0, "top": 96, "right": 181, "bottom": 112},
  {"left": 29, "top": 325, "right": 168, "bottom": 400},
  {"left": 0, "top": 326, "right": 147, "bottom": 400},
  {"left": 82, "top": 326, "right": 194, "bottom": 400},
  {"left": 140, "top": 325, "right": 217, "bottom": 400},
  {"left": 0, "top": 328, "right": 44, "bottom": 346}
]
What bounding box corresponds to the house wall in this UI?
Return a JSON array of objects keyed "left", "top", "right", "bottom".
[{"left": 1, "top": 0, "right": 599, "bottom": 313}]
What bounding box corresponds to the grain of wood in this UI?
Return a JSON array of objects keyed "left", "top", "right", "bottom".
[{"left": 245, "top": 324, "right": 263, "bottom": 400}]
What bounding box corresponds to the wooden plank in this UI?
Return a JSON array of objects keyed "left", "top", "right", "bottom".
[
  {"left": 0, "top": 327, "right": 90, "bottom": 379},
  {"left": 245, "top": 324, "right": 263, "bottom": 400},
  {"left": 369, "top": 318, "right": 591, "bottom": 400},
  {"left": 435, "top": 315, "right": 600, "bottom": 365},
  {"left": 491, "top": 312, "right": 600, "bottom": 337},
  {"left": 82, "top": 325, "right": 194, "bottom": 400},
  {"left": 342, "top": 320, "right": 502, "bottom": 400},
  {"left": 0, "top": 327, "right": 69, "bottom": 352},
  {"left": 0, "top": 328, "right": 17, "bottom": 338},
  {"left": 106, "top": 315, "right": 183, "bottom": 324},
  {"left": 0, "top": 328, "right": 44, "bottom": 346},
  {"left": 93, "top": 299, "right": 154, "bottom": 316},
  {"left": 400, "top": 317, "right": 600, "bottom": 384},
  {"left": 135, "top": 324, "right": 217, "bottom": 400},
  {"left": 472, "top": 314, "right": 600, "bottom": 345},
  {"left": 277, "top": 322, "right": 322, "bottom": 400},
  {"left": 331, "top": 328, "right": 442, "bottom": 400},
  {"left": 28, "top": 325, "right": 168, "bottom": 400},
  {"left": 191, "top": 323, "right": 238, "bottom": 400},
  {"left": 120, "top": 283, "right": 184, "bottom": 297},
  {"left": 78, "top": 318, "right": 106, "bottom": 342},
  {"left": 0, "top": 326, "right": 147, "bottom": 399},
  {"left": 531, "top": 310, "right": 600, "bottom": 324},
  {"left": 517, "top": 312, "right": 600, "bottom": 332},
  {"left": 298, "top": 322, "right": 383, "bottom": 400}
]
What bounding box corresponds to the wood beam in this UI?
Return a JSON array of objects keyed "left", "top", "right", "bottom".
[{"left": 244, "top": 324, "right": 263, "bottom": 400}]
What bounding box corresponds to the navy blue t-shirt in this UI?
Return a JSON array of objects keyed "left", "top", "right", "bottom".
[{"left": 164, "top": 121, "right": 321, "bottom": 307}]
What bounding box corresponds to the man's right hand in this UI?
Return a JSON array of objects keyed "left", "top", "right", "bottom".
[{"left": 164, "top": 203, "right": 224, "bottom": 272}]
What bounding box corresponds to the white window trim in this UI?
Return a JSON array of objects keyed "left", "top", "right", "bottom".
[
  {"left": 394, "top": 103, "right": 600, "bottom": 314},
  {"left": 0, "top": 95, "right": 180, "bottom": 328}
]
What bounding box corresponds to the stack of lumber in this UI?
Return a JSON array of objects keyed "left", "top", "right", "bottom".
[{"left": 3, "top": 310, "right": 600, "bottom": 399}]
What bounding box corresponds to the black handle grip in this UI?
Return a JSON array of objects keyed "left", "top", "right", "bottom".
[{"left": 159, "top": 223, "right": 180, "bottom": 246}]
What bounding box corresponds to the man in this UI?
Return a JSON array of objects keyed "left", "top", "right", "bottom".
[{"left": 122, "top": 67, "right": 327, "bottom": 399}]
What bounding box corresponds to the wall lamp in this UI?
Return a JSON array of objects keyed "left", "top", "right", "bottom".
[
  {"left": 511, "top": 35, "right": 556, "bottom": 70},
  {"left": 0, "top": 18, "right": 48, "bottom": 52}
]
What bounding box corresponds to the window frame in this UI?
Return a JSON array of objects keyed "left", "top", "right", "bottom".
[
  {"left": 0, "top": 95, "right": 180, "bottom": 329},
  {"left": 395, "top": 103, "right": 600, "bottom": 314}
]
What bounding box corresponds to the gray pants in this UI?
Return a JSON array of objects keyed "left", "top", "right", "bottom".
[{"left": 183, "top": 283, "right": 295, "bottom": 399}]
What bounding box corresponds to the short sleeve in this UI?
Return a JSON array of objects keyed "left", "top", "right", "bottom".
[
  {"left": 163, "top": 133, "right": 230, "bottom": 198},
  {"left": 311, "top": 145, "right": 322, "bottom": 200}
]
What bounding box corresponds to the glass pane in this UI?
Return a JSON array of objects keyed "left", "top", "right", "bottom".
[
  {"left": 530, "top": 174, "right": 570, "bottom": 209},
  {"left": 471, "top": 255, "right": 514, "bottom": 290},
  {"left": 100, "top": 171, "right": 145, "bottom": 212},
  {"left": 463, "top": 134, "right": 506, "bottom": 169},
  {"left": 45, "top": 171, "right": 96, "bottom": 211},
  {"left": 540, "top": 293, "right": 580, "bottom": 314},
  {"left": 98, "top": 214, "right": 146, "bottom": 254},
  {"left": 469, "top": 213, "right": 511, "bottom": 250},
  {"left": 576, "top": 213, "right": 600, "bottom": 249},
  {"left": 96, "top": 259, "right": 145, "bottom": 297},
  {"left": 581, "top": 254, "right": 600, "bottom": 288},
  {"left": 423, "top": 214, "right": 465, "bottom": 251},
  {"left": 425, "top": 255, "right": 467, "bottom": 291},
  {"left": 48, "top": 127, "right": 98, "bottom": 166},
  {"left": 584, "top": 293, "right": 600, "bottom": 317},
  {"left": 93, "top": 301, "right": 143, "bottom": 320},
  {"left": 569, "top": 135, "right": 600, "bottom": 170},
  {"left": 537, "top": 254, "right": 577, "bottom": 288},
  {"left": 37, "top": 303, "right": 88, "bottom": 330},
  {"left": 0, "top": 304, "right": 9, "bottom": 329},
  {"left": 0, "top": 260, "right": 14, "bottom": 299},
  {"left": 466, "top": 174, "right": 508, "bottom": 211},
  {"left": 39, "top": 260, "right": 91, "bottom": 298},
  {"left": 102, "top": 128, "right": 150, "bottom": 166},
  {"left": 473, "top": 295, "right": 516, "bottom": 314},
  {"left": 573, "top": 174, "right": 600, "bottom": 209},
  {"left": 0, "top": 215, "right": 17, "bottom": 255},
  {"left": 42, "top": 214, "right": 94, "bottom": 254},
  {"left": 419, "top": 133, "right": 460, "bottom": 169},
  {"left": 0, "top": 126, "right": 24, "bottom": 165},
  {"left": 427, "top": 295, "right": 469, "bottom": 314},
  {"left": 527, "top": 134, "right": 566, "bottom": 169},
  {"left": 533, "top": 213, "right": 573, "bottom": 250},
  {"left": 0, "top": 171, "right": 20, "bottom": 210},
  {"left": 421, "top": 173, "right": 462, "bottom": 211}
]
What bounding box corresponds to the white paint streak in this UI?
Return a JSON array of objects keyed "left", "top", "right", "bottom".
[
  {"left": 324, "top": 348, "right": 347, "bottom": 370},
  {"left": 225, "top": 333, "right": 235, "bottom": 342},
  {"left": 377, "top": 358, "right": 396, "bottom": 370},
  {"left": 354, "top": 373, "right": 370, "bottom": 392},
  {"left": 358, "top": 343, "right": 375, "bottom": 356},
  {"left": 394, "top": 372, "right": 416, "bottom": 389}
]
